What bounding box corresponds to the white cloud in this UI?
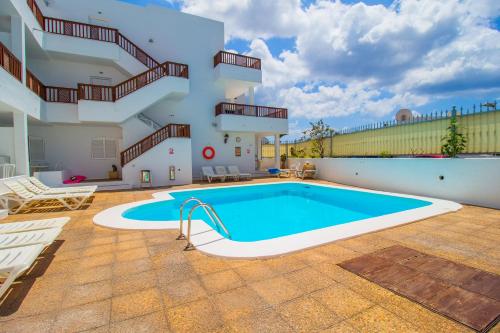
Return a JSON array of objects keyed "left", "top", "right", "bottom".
[{"left": 178, "top": 0, "right": 500, "bottom": 122}]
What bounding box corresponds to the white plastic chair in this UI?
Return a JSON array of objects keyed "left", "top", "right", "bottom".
[
  {"left": 0, "top": 164, "right": 15, "bottom": 179},
  {"left": 215, "top": 166, "right": 238, "bottom": 181},
  {"left": 228, "top": 165, "right": 251, "bottom": 180},
  {"left": 0, "top": 244, "right": 45, "bottom": 297},
  {"left": 201, "top": 167, "right": 225, "bottom": 183},
  {"left": 0, "top": 217, "right": 69, "bottom": 234},
  {"left": 29, "top": 177, "right": 97, "bottom": 194},
  {"left": 0, "top": 228, "right": 62, "bottom": 250}
]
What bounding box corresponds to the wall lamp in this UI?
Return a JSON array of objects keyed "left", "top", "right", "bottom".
[{"left": 224, "top": 133, "right": 229, "bottom": 144}]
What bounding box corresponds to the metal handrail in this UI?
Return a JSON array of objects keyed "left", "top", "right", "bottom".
[
  {"left": 177, "top": 197, "right": 210, "bottom": 240},
  {"left": 184, "top": 203, "right": 230, "bottom": 251}
]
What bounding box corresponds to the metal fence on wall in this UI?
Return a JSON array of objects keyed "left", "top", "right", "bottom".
[{"left": 262, "top": 105, "right": 500, "bottom": 158}]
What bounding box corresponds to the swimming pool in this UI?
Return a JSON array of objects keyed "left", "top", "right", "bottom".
[{"left": 94, "top": 182, "right": 461, "bottom": 257}]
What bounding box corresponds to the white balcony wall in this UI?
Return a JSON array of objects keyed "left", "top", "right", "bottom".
[
  {"left": 214, "top": 64, "right": 262, "bottom": 99},
  {"left": 78, "top": 76, "right": 189, "bottom": 123},
  {"left": 122, "top": 138, "right": 192, "bottom": 187},
  {"left": 0, "top": 69, "right": 41, "bottom": 119},
  {"left": 42, "top": 33, "right": 148, "bottom": 76},
  {"left": 28, "top": 58, "right": 129, "bottom": 88},
  {"left": 0, "top": 127, "right": 15, "bottom": 162},
  {"left": 42, "top": 102, "right": 79, "bottom": 124},
  {"left": 215, "top": 114, "right": 288, "bottom": 134}
]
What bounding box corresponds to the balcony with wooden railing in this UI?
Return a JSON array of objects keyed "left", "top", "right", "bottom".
[
  {"left": 26, "top": 1, "right": 159, "bottom": 69},
  {"left": 0, "top": 42, "right": 22, "bottom": 82},
  {"left": 215, "top": 102, "right": 287, "bottom": 119},
  {"left": 78, "top": 61, "right": 188, "bottom": 102},
  {"left": 121, "top": 124, "right": 190, "bottom": 166},
  {"left": 214, "top": 51, "right": 261, "bottom": 70},
  {"left": 26, "top": 70, "right": 78, "bottom": 103}
]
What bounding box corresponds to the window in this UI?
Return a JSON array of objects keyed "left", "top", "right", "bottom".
[
  {"left": 28, "top": 136, "right": 45, "bottom": 161},
  {"left": 91, "top": 138, "right": 117, "bottom": 159}
]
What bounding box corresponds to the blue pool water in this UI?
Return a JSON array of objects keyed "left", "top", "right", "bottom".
[{"left": 122, "top": 183, "right": 431, "bottom": 242}]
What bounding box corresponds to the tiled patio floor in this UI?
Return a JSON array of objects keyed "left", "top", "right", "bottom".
[{"left": 0, "top": 178, "right": 498, "bottom": 332}]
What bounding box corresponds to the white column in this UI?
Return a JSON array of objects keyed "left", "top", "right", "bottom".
[
  {"left": 274, "top": 133, "right": 280, "bottom": 168},
  {"left": 13, "top": 112, "right": 30, "bottom": 176},
  {"left": 248, "top": 87, "right": 255, "bottom": 105},
  {"left": 10, "top": 16, "right": 26, "bottom": 84},
  {"left": 255, "top": 134, "right": 262, "bottom": 170}
]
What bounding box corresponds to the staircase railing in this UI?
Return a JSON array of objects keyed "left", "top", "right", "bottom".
[
  {"left": 214, "top": 51, "right": 261, "bottom": 70},
  {"left": 26, "top": 70, "right": 78, "bottom": 103},
  {"left": 78, "top": 61, "right": 188, "bottom": 102},
  {"left": 26, "top": 1, "right": 159, "bottom": 69},
  {"left": 120, "top": 124, "right": 190, "bottom": 166},
  {"left": 215, "top": 102, "right": 288, "bottom": 119},
  {"left": 0, "top": 42, "right": 22, "bottom": 82}
]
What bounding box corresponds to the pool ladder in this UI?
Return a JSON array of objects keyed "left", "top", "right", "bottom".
[{"left": 177, "top": 197, "right": 230, "bottom": 251}]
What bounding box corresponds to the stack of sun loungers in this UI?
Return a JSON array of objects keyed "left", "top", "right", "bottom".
[
  {"left": 201, "top": 166, "right": 252, "bottom": 183},
  {"left": 0, "top": 177, "right": 96, "bottom": 214},
  {"left": 0, "top": 217, "right": 70, "bottom": 297}
]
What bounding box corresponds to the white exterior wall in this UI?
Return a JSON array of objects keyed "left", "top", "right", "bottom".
[
  {"left": 0, "top": 127, "right": 15, "bottom": 161},
  {"left": 122, "top": 138, "right": 192, "bottom": 187},
  {"left": 29, "top": 124, "right": 123, "bottom": 180},
  {"left": 289, "top": 158, "right": 500, "bottom": 209},
  {"left": 1, "top": 0, "right": 289, "bottom": 184}
]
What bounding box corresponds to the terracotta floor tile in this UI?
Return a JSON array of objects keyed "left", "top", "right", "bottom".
[
  {"left": 286, "top": 267, "right": 334, "bottom": 293},
  {"left": 161, "top": 278, "right": 208, "bottom": 308},
  {"left": 70, "top": 265, "right": 113, "bottom": 285},
  {"left": 155, "top": 262, "right": 197, "bottom": 287},
  {"left": 111, "top": 288, "right": 162, "bottom": 323},
  {"left": 263, "top": 255, "right": 308, "bottom": 274},
  {"left": 234, "top": 261, "right": 277, "bottom": 282},
  {"left": 346, "top": 305, "right": 418, "bottom": 333},
  {"left": 78, "top": 253, "right": 115, "bottom": 269},
  {"left": 53, "top": 300, "right": 111, "bottom": 332},
  {"left": 112, "top": 269, "right": 158, "bottom": 296},
  {"left": 190, "top": 256, "right": 231, "bottom": 275},
  {"left": 277, "top": 296, "right": 341, "bottom": 332},
  {"left": 62, "top": 280, "right": 112, "bottom": 308},
  {"left": 311, "top": 283, "right": 373, "bottom": 319},
  {"left": 213, "top": 286, "right": 269, "bottom": 321},
  {"left": 115, "top": 247, "right": 149, "bottom": 263},
  {"left": 200, "top": 269, "right": 244, "bottom": 294},
  {"left": 225, "top": 309, "right": 294, "bottom": 333},
  {"left": 166, "top": 298, "right": 224, "bottom": 333},
  {"left": 0, "top": 312, "right": 55, "bottom": 333},
  {"left": 112, "top": 257, "right": 153, "bottom": 277},
  {"left": 320, "top": 321, "right": 360, "bottom": 333},
  {"left": 250, "top": 276, "right": 304, "bottom": 305},
  {"left": 109, "top": 311, "right": 169, "bottom": 333}
]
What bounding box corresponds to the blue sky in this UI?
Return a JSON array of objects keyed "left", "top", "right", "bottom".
[{"left": 119, "top": 0, "right": 500, "bottom": 138}]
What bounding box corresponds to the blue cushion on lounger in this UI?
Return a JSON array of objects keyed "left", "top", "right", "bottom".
[{"left": 268, "top": 168, "right": 280, "bottom": 175}]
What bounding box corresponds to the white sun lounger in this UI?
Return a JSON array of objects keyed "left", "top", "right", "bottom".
[
  {"left": 201, "top": 166, "right": 225, "bottom": 183},
  {"left": 0, "top": 217, "right": 70, "bottom": 234},
  {"left": 215, "top": 166, "right": 238, "bottom": 181},
  {"left": 0, "top": 244, "right": 45, "bottom": 297},
  {"left": 29, "top": 177, "right": 97, "bottom": 194},
  {"left": 228, "top": 165, "right": 251, "bottom": 180},
  {"left": 0, "top": 228, "right": 62, "bottom": 250},
  {"left": 2, "top": 181, "right": 92, "bottom": 214}
]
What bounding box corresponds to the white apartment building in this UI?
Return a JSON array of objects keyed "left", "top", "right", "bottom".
[{"left": 0, "top": 0, "right": 288, "bottom": 188}]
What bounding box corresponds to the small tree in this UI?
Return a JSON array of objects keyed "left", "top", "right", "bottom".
[
  {"left": 441, "top": 109, "right": 467, "bottom": 157},
  {"left": 302, "top": 120, "right": 334, "bottom": 158}
]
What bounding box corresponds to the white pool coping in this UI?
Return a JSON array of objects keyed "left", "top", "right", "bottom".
[{"left": 93, "top": 181, "right": 462, "bottom": 258}]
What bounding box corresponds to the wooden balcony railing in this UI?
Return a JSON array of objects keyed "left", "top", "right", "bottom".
[
  {"left": 26, "top": 1, "right": 159, "bottom": 69},
  {"left": 121, "top": 123, "right": 190, "bottom": 166},
  {"left": 26, "top": 70, "right": 78, "bottom": 103},
  {"left": 78, "top": 61, "right": 188, "bottom": 102},
  {"left": 0, "top": 42, "right": 22, "bottom": 82},
  {"left": 214, "top": 51, "right": 261, "bottom": 70},
  {"left": 26, "top": 0, "right": 44, "bottom": 27},
  {"left": 215, "top": 102, "right": 287, "bottom": 119}
]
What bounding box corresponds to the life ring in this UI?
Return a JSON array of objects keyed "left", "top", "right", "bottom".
[{"left": 202, "top": 146, "right": 215, "bottom": 160}]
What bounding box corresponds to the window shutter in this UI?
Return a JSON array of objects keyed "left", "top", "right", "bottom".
[
  {"left": 104, "top": 139, "right": 117, "bottom": 159},
  {"left": 28, "top": 136, "right": 45, "bottom": 161},
  {"left": 91, "top": 138, "right": 117, "bottom": 159},
  {"left": 91, "top": 138, "right": 105, "bottom": 159}
]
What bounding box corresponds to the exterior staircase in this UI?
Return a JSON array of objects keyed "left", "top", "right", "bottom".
[
  {"left": 120, "top": 123, "right": 190, "bottom": 166},
  {"left": 26, "top": 0, "right": 159, "bottom": 72}
]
